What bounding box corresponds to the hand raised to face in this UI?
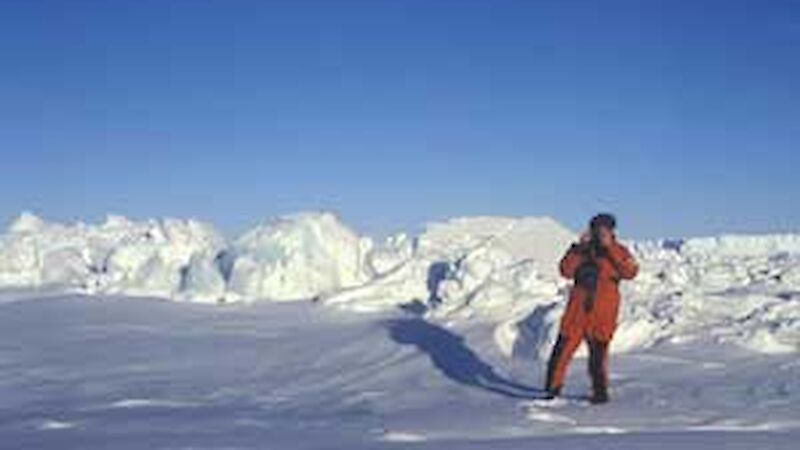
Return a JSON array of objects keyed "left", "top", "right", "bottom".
[{"left": 596, "top": 226, "right": 615, "bottom": 248}]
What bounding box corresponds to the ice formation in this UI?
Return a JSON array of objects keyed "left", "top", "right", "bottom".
[{"left": 0, "top": 211, "right": 797, "bottom": 356}]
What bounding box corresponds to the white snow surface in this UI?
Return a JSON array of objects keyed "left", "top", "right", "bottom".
[
  {"left": 1, "top": 212, "right": 800, "bottom": 447},
  {"left": 0, "top": 212, "right": 226, "bottom": 302},
  {"left": 324, "top": 216, "right": 575, "bottom": 317},
  {"left": 1, "top": 295, "right": 798, "bottom": 449},
  {"left": 0, "top": 211, "right": 799, "bottom": 358},
  {"left": 226, "top": 212, "right": 373, "bottom": 302}
]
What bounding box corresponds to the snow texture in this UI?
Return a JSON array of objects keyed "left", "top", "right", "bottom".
[
  {"left": 0, "top": 211, "right": 798, "bottom": 358},
  {"left": 0, "top": 213, "right": 226, "bottom": 302},
  {"left": 0, "top": 296, "right": 797, "bottom": 449},
  {"left": 1, "top": 211, "right": 799, "bottom": 448}
]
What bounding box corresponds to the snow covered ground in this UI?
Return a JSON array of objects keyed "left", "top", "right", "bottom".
[
  {"left": 1, "top": 295, "right": 798, "bottom": 449},
  {"left": 0, "top": 212, "right": 799, "bottom": 448},
  {"left": 2, "top": 211, "right": 797, "bottom": 358}
]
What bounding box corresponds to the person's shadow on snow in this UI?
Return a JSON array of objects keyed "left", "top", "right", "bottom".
[{"left": 385, "top": 317, "right": 546, "bottom": 400}]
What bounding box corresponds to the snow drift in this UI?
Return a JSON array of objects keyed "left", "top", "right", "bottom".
[
  {"left": 225, "top": 212, "right": 373, "bottom": 302},
  {"left": 0, "top": 212, "right": 798, "bottom": 357},
  {"left": 503, "top": 234, "right": 800, "bottom": 360},
  {"left": 0, "top": 212, "right": 226, "bottom": 302},
  {"left": 324, "top": 216, "right": 575, "bottom": 315}
]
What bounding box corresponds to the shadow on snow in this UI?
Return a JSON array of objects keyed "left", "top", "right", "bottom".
[{"left": 384, "top": 317, "right": 546, "bottom": 400}]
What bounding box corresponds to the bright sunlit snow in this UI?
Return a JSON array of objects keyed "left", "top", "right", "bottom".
[{"left": 1, "top": 212, "right": 798, "bottom": 448}]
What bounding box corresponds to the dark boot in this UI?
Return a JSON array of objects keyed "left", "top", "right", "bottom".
[
  {"left": 543, "top": 386, "right": 561, "bottom": 400},
  {"left": 589, "top": 389, "right": 609, "bottom": 404}
]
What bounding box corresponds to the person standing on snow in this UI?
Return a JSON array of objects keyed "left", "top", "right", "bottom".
[{"left": 544, "top": 213, "right": 639, "bottom": 404}]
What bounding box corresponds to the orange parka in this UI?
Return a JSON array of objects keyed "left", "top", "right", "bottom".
[{"left": 558, "top": 240, "right": 639, "bottom": 342}]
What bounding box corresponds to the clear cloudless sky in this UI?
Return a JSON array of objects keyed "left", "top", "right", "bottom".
[{"left": 1, "top": 0, "right": 798, "bottom": 239}]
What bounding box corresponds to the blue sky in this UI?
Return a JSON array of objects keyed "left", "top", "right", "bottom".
[{"left": 1, "top": 0, "right": 798, "bottom": 239}]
